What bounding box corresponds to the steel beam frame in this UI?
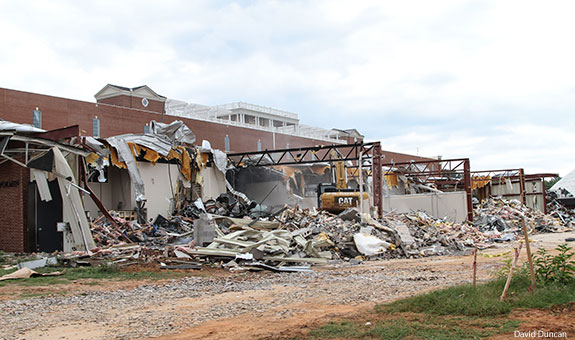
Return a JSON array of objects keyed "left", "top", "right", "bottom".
[
  {"left": 469, "top": 169, "right": 558, "bottom": 214},
  {"left": 378, "top": 158, "right": 472, "bottom": 221},
  {"left": 227, "top": 142, "right": 377, "bottom": 167},
  {"left": 227, "top": 142, "right": 384, "bottom": 217}
]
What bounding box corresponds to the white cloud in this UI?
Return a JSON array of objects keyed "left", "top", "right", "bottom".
[
  {"left": 378, "top": 123, "right": 575, "bottom": 176},
  {"left": 0, "top": 0, "right": 574, "bottom": 175}
]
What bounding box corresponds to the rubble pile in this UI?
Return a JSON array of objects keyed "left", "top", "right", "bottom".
[
  {"left": 90, "top": 214, "right": 193, "bottom": 247},
  {"left": 382, "top": 211, "right": 486, "bottom": 255},
  {"left": 474, "top": 198, "right": 570, "bottom": 233},
  {"left": 178, "top": 207, "right": 482, "bottom": 268},
  {"left": 546, "top": 191, "right": 575, "bottom": 227},
  {"left": 90, "top": 193, "right": 258, "bottom": 248},
  {"left": 83, "top": 196, "right": 574, "bottom": 271},
  {"left": 179, "top": 193, "right": 257, "bottom": 219}
]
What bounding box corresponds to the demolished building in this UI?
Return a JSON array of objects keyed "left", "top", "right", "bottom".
[
  {"left": 1, "top": 85, "right": 572, "bottom": 267},
  {"left": 0, "top": 121, "right": 95, "bottom": 252}
]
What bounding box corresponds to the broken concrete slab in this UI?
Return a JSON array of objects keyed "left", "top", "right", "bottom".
[
  {"left": 17, "top": 257, "right": 58, "bottom": 270},
  {"left": 338, "top": 208, "right": 361, "bottom": 222},
  {"left": 194, "top": 213, "right": 217, "bottom": 246},
  {"left": 389, "top": 221, "right": 416, "bottom": 247}
]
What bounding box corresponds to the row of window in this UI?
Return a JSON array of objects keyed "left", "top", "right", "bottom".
[
  {"left": 32, "top": 109, "right": 281, "bottom": 152},
  {"left": 224, "top": 135, "right": 263, "bottom": 152},
  {"left": 33, "top": 109, "right": 104, "bottom": 137}
]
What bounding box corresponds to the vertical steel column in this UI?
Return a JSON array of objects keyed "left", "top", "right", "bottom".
[
  {"left": 541, "top": 178, "right": 548, "bottom": 215},
  {"left": 359, "top": 150, "right": 364, "bottom": 214},
  {"left": 464, "top": 158, "right": 473, "bottom": 222},
  {"left": 519, "top": 168, "right": 526, "bottom": 205},
  {"left": 372, "top": 142, "right": 383, "bottom": 218}
]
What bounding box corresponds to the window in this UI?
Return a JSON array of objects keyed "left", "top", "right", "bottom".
[
  {"left": 93, "top": 117, "right": 101, "bottom": 137},
  {"left": 33, "top": 108, "right": 41, "bottom": 129},
  {"left": 225, "top": 135, "right": 230, "bottom": 152},
  {"left": 144, "top": 123, "right": 150, "bottom": 134},
  {"left": 244, "top": 114, "right": 256, "bottom": 125},
  {"left": 257, "top": 139, "right": 262, "bottom": 151}
]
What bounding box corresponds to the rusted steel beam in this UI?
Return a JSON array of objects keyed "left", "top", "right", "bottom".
[
  {"left": 519, "top": 168, "right": 526, "bottom": 205},
  {"left": 464, "top": 158, "right": 473, "bottom": 222},
  {"left": 372, "top": 142, "right": 383, "bottom": 218},
  {"left": 227, "top": 142, "right": 377, "bottom": 167}
]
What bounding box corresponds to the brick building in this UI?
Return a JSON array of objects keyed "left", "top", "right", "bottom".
[
  {"left": 0, "top": 84, "right": 434, "bottom": 252},
  {"left": 0, "top": 84, "right": 433, "bottom": 163},
  {"left": 0, "top": 160, "right": 29, "bottom": 252}
]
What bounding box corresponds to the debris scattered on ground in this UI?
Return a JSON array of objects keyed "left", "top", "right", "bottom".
[
  {"left": 17, "top": 257, "right": 58, "bottom": 270},
  {"left": 0, "top": 267, "right": 65, "bottom": 281},
  {"left": 546, "top": 191, "right": 575, "bottom": 227},
  {"left": 475, "top": 198, "right": 571, "bottom": 233},
  {"left": 79, "top": 196, "right": 575, "bottom": 271}
]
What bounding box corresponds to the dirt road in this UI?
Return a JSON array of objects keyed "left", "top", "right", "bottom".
[{"left": 1, "top": 231, "right": 573, "bottom": 340}]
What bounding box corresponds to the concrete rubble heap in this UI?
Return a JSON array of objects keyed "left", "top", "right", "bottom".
[
  {"left": 545, "top": 191, "right": 575, "bottom": 227},
  {"left": 474, "top": 197, "right": 572, "bottom": 235},
  {"left": 81, "top": 196, "right": 574, "bottom": 272}
]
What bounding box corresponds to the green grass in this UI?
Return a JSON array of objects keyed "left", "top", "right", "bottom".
[
  {"left": 0, "top": 265, "right": 189, "bottom": 287},
  {"left": 286, "top": 276, "right": 575, "bottom": 340},
  {"left": 307, "top": 317, "right": 519, "bottom": 340},
  {"left": 0, "top": 252, "right": 38, "bottom": 266},
  {"left": 376, "top": 276, "right": 575, "bottom": 317}
]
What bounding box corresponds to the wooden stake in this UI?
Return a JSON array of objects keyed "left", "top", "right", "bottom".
[
  {"left": 522, "top": 218, "right": 537, "bottom": 293},
  {"left": 473, "top": 246, "right": 478, "bottom": 288},
  {"left": 500, "top": 246, "right": 520, "bottom": 301}
]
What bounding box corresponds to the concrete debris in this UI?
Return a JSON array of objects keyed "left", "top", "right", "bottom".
[
  {"left": 17, "top": 257, "right": 58, "bottom": 270},
  {"left": 90, "top": 213, "right": 193, "bottom": 247},
  {"left": 180, "top": 193, "right": 258, "bottom": 220},
  {"left": 78, "top": 195, "right": 574, "bottom": 271},
  {"left": 546, "top": 191, "right": 575, "bottom": 227},
  {"left": 338, "top": 208, "right": 362, "bottom": 222},
  {"left": 475, "top": 197, "right": 572, "bottom": 233}
]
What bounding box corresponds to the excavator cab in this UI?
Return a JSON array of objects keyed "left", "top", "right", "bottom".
[{"left": 316, "top": 159, "right": 368, "bottom": 213}]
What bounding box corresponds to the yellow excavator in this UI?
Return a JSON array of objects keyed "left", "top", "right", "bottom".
[{"left": 317, "top": 160, "right": 368, "bottom": 213}]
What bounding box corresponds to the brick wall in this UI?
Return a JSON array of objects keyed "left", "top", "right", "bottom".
[
  {"left": 380, "top": 150, "right": 436, "bottom": 164},
  {"left": 0, "top": 160, "right": 28, "bottom": 252},
  {"left": 97, "top": 95, "right": 165, "bottom": 113},
  {"left": 0, "top": 87, "right": 338, "bottom": 152},
  {"left": 0, "top": 87, "right": 435, "bottom": 253}
]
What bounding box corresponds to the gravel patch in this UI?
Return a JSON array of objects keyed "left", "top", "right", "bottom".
[{"left": 0, "top": 260, "right": 471, "bottom": 340}]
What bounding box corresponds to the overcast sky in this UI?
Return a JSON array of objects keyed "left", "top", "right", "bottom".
[{"left": 1, "top": 1, "right": 574, "bottom": 176}]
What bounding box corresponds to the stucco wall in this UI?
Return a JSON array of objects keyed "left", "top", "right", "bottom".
[{"left": 383, "top": 191, "right": 468, "bottom": 222}]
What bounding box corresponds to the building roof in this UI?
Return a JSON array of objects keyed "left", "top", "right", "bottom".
[
  {"left": 0, "top": 119, "right": 45, "bottom": 133},
  {"left": 550, "top": 168, "right": 575, "bottom": 196},
  {"left": 215, "top": 102, "right": 299, "bottom": 121},
  {"left": 94, "top": 84, "right": 167, "bottom": 102},
  {"left": 331, "top": 128, "right": 364, "bottom": 138}
]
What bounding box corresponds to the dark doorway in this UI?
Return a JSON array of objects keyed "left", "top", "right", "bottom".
[{"left": 28, "top": 180, "right": 63, "bottom": 252}]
